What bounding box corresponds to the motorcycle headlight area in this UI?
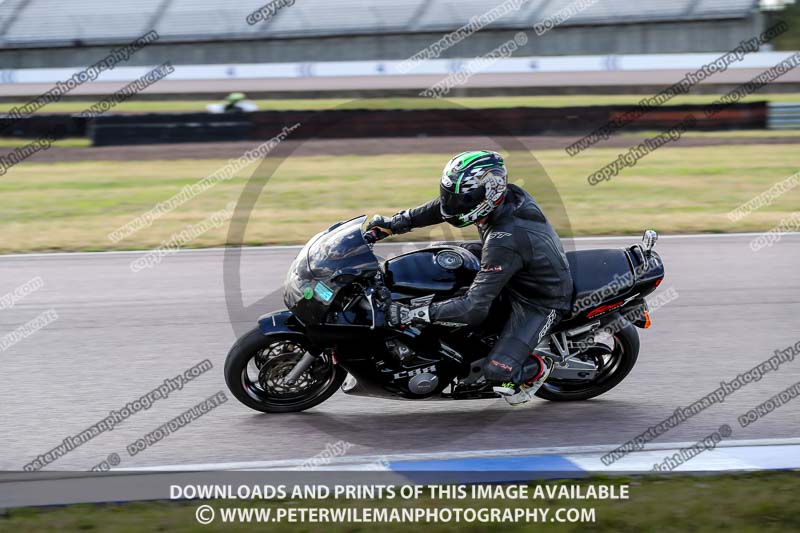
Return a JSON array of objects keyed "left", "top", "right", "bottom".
[{"left": 284, "top": 246, "right": 314, "bottom": 308}]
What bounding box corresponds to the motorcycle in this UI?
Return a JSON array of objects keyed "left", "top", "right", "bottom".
[{"left": 224, "top": 215, "right": 665, "bottom": 413}]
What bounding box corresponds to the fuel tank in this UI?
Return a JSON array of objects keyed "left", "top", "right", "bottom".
[{"left": 384, "top": 246, "right": 480, "bottom": 296}]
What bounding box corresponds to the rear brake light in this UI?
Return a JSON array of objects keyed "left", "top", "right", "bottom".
[{"left": 587, "top": 301, "right": 624, "bottom": 318}]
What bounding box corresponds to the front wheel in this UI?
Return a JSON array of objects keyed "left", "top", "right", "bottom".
[
  {"left": 224, "top": 327, "right": 346, "bottom": 413},
  {"left": 535, "top": 315, "right": 640, "bottom": 402}
]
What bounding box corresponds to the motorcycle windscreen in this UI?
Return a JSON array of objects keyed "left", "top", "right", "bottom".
[
  {"left": 306, "top": 216, "right": 378, "bottom": 278},
  {"left": 284, "top": 216, "right": 379, "bottom": 324}
]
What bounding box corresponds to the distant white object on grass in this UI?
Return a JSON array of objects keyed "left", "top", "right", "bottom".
[{"left": 206, "top": 92, "right": 259, "bottom": 113}]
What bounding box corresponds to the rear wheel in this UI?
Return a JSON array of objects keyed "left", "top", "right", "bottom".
[
  {"left": 224, "top": 327, "right": 346, "bottom": 413},
  {"left": 535, "top": 315, "right": 640, "bottom": 401}
]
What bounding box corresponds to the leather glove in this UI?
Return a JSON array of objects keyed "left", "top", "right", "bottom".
[
  {"left": 366, "top": 212, "right": 412, "bottom": 241},
  {"left": 387, "top": 302, "right": 430, "bottom": 327},
  {"left": 365, "top": 215, "right": 394, "bottom": 242}
]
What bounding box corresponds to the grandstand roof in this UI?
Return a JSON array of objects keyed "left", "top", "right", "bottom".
[{"left": 0, "top": 0, "right": 760, "bottom": 47}]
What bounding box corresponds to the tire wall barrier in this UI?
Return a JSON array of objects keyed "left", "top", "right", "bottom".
[
  {"left": 0, "top": 102, "right": 768, "bottom": 145},
  {"left": 0, "top": 114, "right": 87, "bottom": 139}
]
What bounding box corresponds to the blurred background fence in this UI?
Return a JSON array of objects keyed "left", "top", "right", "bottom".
[{"left": 0, "top": 0, "right": 798, "bottom": 144}]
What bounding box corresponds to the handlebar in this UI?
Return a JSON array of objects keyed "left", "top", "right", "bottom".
[{"left": 363, "top": 228, "right": 382, "bottom": 244}]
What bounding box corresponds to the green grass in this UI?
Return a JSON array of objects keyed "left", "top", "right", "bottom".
[
  {"left": 3, "top": 472, "right": 800, "bottom": 532},
  {"left": 622, "top": 129, "right": 800, "bottom": 138},
  {"left": 1, "top": 93, "right": 799, "bottom": 114},
  {"left": 0, "top": 143, "right": 796, "bottom": 253},
  {"left": 0, "top": 137, "right": 90, "bottom": 147}
]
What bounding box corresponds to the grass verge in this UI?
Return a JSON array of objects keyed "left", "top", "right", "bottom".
[
  {"left": 0, "top": 137, "right": 90, "bottom": 148},
  {"left": 621, "top": 129, "right": 800, "bottom": 138},
  {"left": 0, "top": 144, "right": 796, "bottom": 253}
]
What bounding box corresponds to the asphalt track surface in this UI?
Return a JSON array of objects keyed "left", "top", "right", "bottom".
[
  {"left": 12, "top": 135, "right": 800, "bottom": 165},
  {"left": 1, "top": 69, "right": 799, "bottom": 97},
  {"left": 1, "top": 233, "right": 799, "bottom": 471}
]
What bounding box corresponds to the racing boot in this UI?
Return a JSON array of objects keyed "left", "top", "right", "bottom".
[{"left": 494, "top": 354, "right": 553, "bottom": 406}]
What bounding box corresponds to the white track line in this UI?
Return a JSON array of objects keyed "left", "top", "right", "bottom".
[
  {"left": 117, "top": 437, "right": 800, "bottom": 472},
  {"left": 2, "top": 232, "right": 797, "bottom": 259}
]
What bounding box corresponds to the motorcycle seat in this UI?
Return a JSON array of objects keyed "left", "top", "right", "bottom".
[{"left": 566, "top": 249, "right": 633, "bottom": 310}]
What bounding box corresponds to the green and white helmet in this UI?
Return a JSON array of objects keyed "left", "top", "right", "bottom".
[{"left": 439, "top": 150, "right": 508, "bottom": 227}]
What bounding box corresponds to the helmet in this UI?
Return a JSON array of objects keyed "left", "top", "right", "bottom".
[{"left": 439, "top": 150, "right": 508, "bottom": 227}]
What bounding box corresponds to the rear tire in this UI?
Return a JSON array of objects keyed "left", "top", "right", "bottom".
[
  {"left": 224, "top": 327, "right": 346, "bottom": 413},
  {"left": 535, "top": 315, "right": 640, "bottom": 402}
]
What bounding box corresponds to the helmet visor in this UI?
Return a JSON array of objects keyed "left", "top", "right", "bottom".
[
  {"left": 440, "top": 184, "right": 485, "bottom": 223},
  {"left": 440, "top": 186, "right": 485, "bottom": 216}
]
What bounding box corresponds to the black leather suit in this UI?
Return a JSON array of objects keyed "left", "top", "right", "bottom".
[{"left": 400, "top": 184, "right": 574, "bottom": 383}]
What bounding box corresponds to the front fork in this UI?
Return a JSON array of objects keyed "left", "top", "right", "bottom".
[{"left": 283, "top": 352, "right": 318, "bottom": 385}]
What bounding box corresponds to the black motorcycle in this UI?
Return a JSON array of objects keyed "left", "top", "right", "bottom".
[{"left": 224, "top": 215, "right": 664, "bottom": 413}]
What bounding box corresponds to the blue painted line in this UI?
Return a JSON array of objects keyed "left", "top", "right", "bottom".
[
  {"left": 387, "top": 455, "right": 588, "bottom": 484},
  {"left": 389, "top": 454, "right": 582, "bottom": 472}
]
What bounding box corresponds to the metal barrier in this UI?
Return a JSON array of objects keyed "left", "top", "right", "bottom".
[{"left": 768, "top": 103, "right": 800, "bottom": 130}]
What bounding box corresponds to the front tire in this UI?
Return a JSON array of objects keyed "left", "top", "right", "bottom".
[
  {"left": 224, "top": 327, "right": 346, "bottom": 413},
  {"left": 536, "top": 315, "right": 640, "bottom": 401}
]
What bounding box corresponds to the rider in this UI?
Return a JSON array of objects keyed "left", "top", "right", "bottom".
[{"left": 367, "top": 150, "right": 573, "bottom": 405}]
